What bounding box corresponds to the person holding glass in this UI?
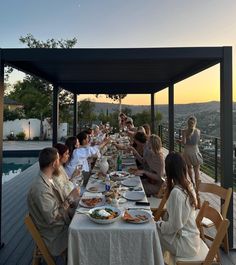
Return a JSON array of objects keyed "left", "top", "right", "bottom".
[
  {"left": 54, "top": 143, "right": 81, "bottom": 200},
  {"left": 129, "top": 134, "right": 165, "bottom": 196}
]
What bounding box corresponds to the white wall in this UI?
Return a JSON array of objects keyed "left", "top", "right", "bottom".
[{"left": 3, "top": 119, "right": 68, "bottom": 140}]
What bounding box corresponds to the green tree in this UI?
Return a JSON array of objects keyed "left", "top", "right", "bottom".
[
  {"left": 78, "top": 99, "right": 96, "bottom": 129},
  {"left": 3, "top": 107, "right": 25, "bottom": 121},
  {"left": 8, "top": 34, "right": 77, "bottom": 124},
  {"left": 96, "top": 94, "right": 127, "bottom": 113}
]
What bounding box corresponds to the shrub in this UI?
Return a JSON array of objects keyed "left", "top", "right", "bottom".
[
  {"left": 6, "top": 133, "right": 15, "bottom": 140},
  {"left": 16, "top": 131, "right": 26, "bottom": 140},
  {"left": 33, "top": 136, "right": 40, "bottom": 141}
]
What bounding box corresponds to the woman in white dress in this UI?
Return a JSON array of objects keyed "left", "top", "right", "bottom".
[
  {"left": 156, "top": 152, "right": 200, "bottom": 258},
  {"left": 65, "top": 131, "right": 109, "bottom": 177}
]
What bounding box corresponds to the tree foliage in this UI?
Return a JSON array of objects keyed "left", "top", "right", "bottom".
[
  {"left": 96, "top": 94, "right": 127, "bottom": 112},
  {"left": 3, "top": 107, "right": 25, "bottom": 121},
  {"left": 78, "top": 99, "right": 97, "bottom": 128},
  {"left": 7, "top": 34, "right": 78, "bottom": 122},
  {"left": 19, "top": 33, "right": 77, "bottom": 48}
]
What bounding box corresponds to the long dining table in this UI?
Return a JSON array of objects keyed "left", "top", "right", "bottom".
[
  {"left": 68, "top": 180, "right": 164, "bottom": 264},
  {"left": 67, "top": 150, "right": 164, "bottom": 265}
]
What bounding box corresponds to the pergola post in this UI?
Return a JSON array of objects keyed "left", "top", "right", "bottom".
[
  {"left": 150, "top": 93, "right": 155, "bottom": 133},
  {"left": 0, "top": 52, "right": 4, "bottom": 249},
  {"left": 73, "top": 93, "right": 78, "bottom": 136},
  {"left": 220, "top": 47, "right": 233, "bottom": 248},
  {"left": 52, "top": 84, "right": 59, "bottom": 146},
  {"left": 168, "top": 84, "right": 174, "bottom": 152}
]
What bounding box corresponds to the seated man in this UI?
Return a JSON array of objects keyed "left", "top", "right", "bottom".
[{"left": 27, "top": 147, "right": 80, "bottom": 256}]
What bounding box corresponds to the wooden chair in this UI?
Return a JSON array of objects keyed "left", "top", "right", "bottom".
[
  {"left": 24, "top": 214, "right": 56, "bottom": 265},
  {"left": 166, "top": 201, "right": 229, "bottom": 265},
  {"left": 198, "top": 182, "right": 232, "bottom": 253}
]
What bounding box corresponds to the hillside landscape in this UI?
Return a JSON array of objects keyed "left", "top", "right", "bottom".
[{"left": 93, "top": 101, "right": 236, "bottom": 140}]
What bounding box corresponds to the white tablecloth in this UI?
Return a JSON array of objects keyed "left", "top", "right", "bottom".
[{"left": 68, "top": 176, "right": 164, "bottom": 265}]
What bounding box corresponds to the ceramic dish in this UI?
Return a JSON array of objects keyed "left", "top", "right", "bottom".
[
  {"left": 122, "top": 191, "right": 145, "bottom": 201},
  {"left": 121, "top": 178, "right": 140, "bottom": 187},
  {"left": 86, "top": 184, "right": 106, "bottom": 193},
  {"left": 88, "top": 206, "right": 121, "bottom": 224},
  {"left": 79, "top": 196, "right": 105, "bottom": 208},
  {"left": 123, "top": 210, "right": 152, "bottom": 224}
]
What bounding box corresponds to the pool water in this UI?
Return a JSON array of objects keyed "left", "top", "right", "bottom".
[{"left": 2, "top": 157, "right": 38, "bottom": 184}]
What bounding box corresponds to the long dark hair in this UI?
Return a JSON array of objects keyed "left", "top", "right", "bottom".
[
  {"left": 65, "top": 136, "right": 78, "bottom": 161},
  {"left": 165, "top": 152, "right": 197, "bottom": 209}
]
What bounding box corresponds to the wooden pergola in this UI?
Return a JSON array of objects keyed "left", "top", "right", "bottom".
[{"left": 0, "top": 46, "right": 233, "bottom": 248}]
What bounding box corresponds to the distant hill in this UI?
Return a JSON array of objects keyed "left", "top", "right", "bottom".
[
  {"left": 94, "top": 101, "right": 235, "bottom": 118},
  {"left": 93, "top": 101, "right": 236, "bottom": 140}
]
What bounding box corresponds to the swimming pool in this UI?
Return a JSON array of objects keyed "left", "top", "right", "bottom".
[{"left": 2, "top": 157, "right": 38, "bottom": 183}]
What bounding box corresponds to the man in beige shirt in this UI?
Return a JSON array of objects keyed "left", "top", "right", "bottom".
[{"left": 27, "top": 147, "right": 80, "bottom": 256}]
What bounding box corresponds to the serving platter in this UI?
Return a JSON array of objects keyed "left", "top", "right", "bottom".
[
  {"left": 88, "top": 206, "right": 121, "bottom": 224},
  {"left": 122, "top": 191, "right": 145, "bottom": 201},
  {"left": 123, "top": 210, "right": 152, "bottom": 224}
]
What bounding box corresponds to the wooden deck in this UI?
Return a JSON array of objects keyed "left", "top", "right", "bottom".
[{"left": 0, "top": 161, "right": 235, "bottom": 264}]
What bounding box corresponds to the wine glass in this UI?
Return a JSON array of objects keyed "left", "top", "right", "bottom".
[{"left": 73, "top": 164, "right": 84, "bottom": 187}]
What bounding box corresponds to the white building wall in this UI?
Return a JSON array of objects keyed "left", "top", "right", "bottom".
[{"left": 3, "top": 119, "right": 68, "bottom": 140}]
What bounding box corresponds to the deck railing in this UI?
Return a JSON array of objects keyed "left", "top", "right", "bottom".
[{"left": 158, "top": 124, "right": 236, "bottom": 187}]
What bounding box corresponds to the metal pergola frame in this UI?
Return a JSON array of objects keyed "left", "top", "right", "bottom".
[{"left": 0, "top": 46, "right": 233, "bottom": 248}]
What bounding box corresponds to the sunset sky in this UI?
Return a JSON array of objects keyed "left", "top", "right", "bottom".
[{"left": 0, "top": 0, "right": 235, "bottom": 105}]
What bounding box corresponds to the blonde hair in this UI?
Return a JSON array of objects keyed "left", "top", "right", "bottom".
[
  {"left": 149, "top": 134, "right": 162, "bottom": 154},
  {"left": 186, "top": 116, "right": 197, "bottom": 138}
]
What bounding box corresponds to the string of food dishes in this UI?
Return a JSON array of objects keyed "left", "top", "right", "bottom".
[{"left": 77, "top": 169, "right": 153, "bottom": 224}]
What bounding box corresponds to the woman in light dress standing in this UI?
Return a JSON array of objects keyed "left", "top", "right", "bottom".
[
  {"left": 179, "top": 116, "right": 203, "bottom": 206},
  {"left": 157, "top": 152, "right": 200, "bottom": 259}
]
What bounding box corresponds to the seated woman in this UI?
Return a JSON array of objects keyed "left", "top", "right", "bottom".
[
  {"left": 53, "top": 143, "right": 78, "bottom": 198},
  {"left": 156, "top": 152, "right": 200, "bottom": 258},
  {"left": 65, "top": 136, "right": 80, "bottom": 177},
  {"left": 130, "top": 134, "right": 164, "bottom": 195},
  {"left": 131, "top": 131, "right": 147, "bottom": 170},
  {"left": 65, "top": 131, "right": 109, "bottom": 176}
]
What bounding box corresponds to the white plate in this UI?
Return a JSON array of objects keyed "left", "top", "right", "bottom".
[
  {"left": 79, "top": 196, "right": 105, "bottom": 208},
  {"left": 122, "top": 191, "right": 145, "bottom": 201},
  {"left": 86, "top": 184, "right": 106, "bottom": 193},
  {"left": 110, "top": 171, "right": 129, "bottom": 180},
  {"left": 118, "top": 198, "right": 127, "bottom": 204},
  {"left": 88, "top": 206, "right": 121, "bottom": 224},
  {"left": 121, "top": 178, "right": 140, "bottom": 187},
  {"left": 123, "top": 210, "right": 152, "bottom": 224}
]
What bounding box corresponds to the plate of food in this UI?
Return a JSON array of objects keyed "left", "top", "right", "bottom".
[
  {"left": 121, "top": 178, "right": 140, "bottom": 187},
  {"left": 123, "top": 210, "right": 152, "bottom": 224},
  {"left": 110, "top": 171, "right": 129, "bottom": 180},
  {"left": 122, "top": 191, "right": 145, "bottom": 201},
  {"left": 86, "top": 184, "right": 106, "bottom": 193},
  {"left": 128, "top": 168, "right": 138, "bottom": 174},
  {"left": 79, "top": 196, "right": 105, "bottom": 208},
  {"left": 88, "top": 206, "right": 121, "bottom": 224}
]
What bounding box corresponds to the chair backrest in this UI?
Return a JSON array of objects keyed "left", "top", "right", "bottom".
[
  {"left": 24, "top": 214, "right": 56, "bottom": 265},
  {"left": 196, "top": 201, "right": 230, "bottom": 265},
  {"left": 198, "top": 182, "right": 232, "bottom": 218}
]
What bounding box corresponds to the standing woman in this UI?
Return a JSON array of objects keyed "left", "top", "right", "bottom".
[
  {"left": 157, "top": 152, "right": 200, "bottom": 258},
  {"left": 181, "top": 116, "right": 203, "bottom": 189}
]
